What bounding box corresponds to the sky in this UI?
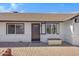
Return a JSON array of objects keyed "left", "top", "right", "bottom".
[{"left": 0, "top": 3, "right": 79, "bottom": 13}]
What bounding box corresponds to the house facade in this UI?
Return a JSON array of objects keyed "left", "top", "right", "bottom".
[{"left": 0, "top": 13, "right": 79, "bottom": 45}]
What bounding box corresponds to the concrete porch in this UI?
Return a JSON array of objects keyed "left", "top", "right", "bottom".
[{"left": 0, "top": 41, "right": 73, "bottom": 47}]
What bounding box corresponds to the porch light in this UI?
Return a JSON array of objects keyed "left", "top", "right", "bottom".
[{"left": 75, "top": 18, "right": 79, "bottom": 23}]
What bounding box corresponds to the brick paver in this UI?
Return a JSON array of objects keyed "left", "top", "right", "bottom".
[{"left": 0, "top": 47, "right": 79, "bottom": 56}]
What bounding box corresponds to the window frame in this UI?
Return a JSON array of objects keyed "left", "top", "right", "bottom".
[
  {"left": 41, "top": 22, "right": 46, "bottom": 34},
  {"left": 46, "top": 24, "right": 51, "bottom": 34},
  {"left": 46, "top": 23, "right": 59, "bottom": 34},
  {"left": 6, "top": 23, "right": 24, "bottom": 34},
  {"left": 16, "top": 24, "right": 24, "bottom": 34}
]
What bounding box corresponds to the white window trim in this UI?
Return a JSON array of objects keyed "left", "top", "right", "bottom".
[
  {"left": 41, "top": 23, "right": 46, "bottom": 34},
  {"left": 46, "top": 23, "right": 59, "bottom": 34},
  {"left": 6, "top": 23, "right": 24, "bottom": 34}
]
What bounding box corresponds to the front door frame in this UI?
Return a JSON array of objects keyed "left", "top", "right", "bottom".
[{"left": 31, "top": 23, "right": 40, "bottom": 42}]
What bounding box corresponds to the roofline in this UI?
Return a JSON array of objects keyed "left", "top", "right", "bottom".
[
  {"left": 0, "top": 12, "right": 78, "bottom": 15},
  {"left": 64, "top": 14, "right": 79, "bottom": 21},
  {"left": 0, "top": 20, "right": 63, "bottom": 22},
  {"left": 0, "top": 13, "right": 78, "bottom": 22}
]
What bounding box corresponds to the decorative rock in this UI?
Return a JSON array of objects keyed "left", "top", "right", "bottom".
[{"left": 2, "top": 48, "right": 12, "bottom": 56}]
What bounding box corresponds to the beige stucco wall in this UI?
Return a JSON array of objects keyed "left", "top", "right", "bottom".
[
  {"left": 40, "top": 23, "right": 65, "bottom": 42},
  {"left": 62, "top": 20, "right": 73, "bottom": 44},
  {"left": 0, "top": 20, "right": 79, "bottom": 46},
  {"left": 61, "top": 17, "right": 79, "bottom": 45},
  {"left": 72, "top": 18, "right": 79, "bottom": 45},
  {"left": 0, "top": 22, "right": 64, "bottom": 43},
  {"left": 0, "top": 22, "right": 31, "bottom": 42}
]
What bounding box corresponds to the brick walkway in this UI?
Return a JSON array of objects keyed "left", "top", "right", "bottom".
[
  {"left": 0, "top": 42, "right": 77, "bottom": 56},
  {"left": 0, "top": 47, "right": 79, "bottom": 56}
]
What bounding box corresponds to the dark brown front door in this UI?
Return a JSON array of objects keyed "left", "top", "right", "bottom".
[{"left": 32, "top": 23, "right": 40, "bottom": 41}]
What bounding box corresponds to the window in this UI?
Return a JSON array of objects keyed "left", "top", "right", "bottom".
[
  {"left": 16, "top": 24, "right": 24, "bottom": 34},
  {"left": 7, "top": 23, "right": 24, "bottom": 34},
  {"left": 46, "top": 23, "right": 59, "bottom": 34},
  {"left": 8, "top": 25, "right": 15, "bottom": 34},
  {"left": 46, "top": 24, "right": 51, "bottom": 34},
  {"left": 41, "top": 23, "right": 46, "bottom": 34}
]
